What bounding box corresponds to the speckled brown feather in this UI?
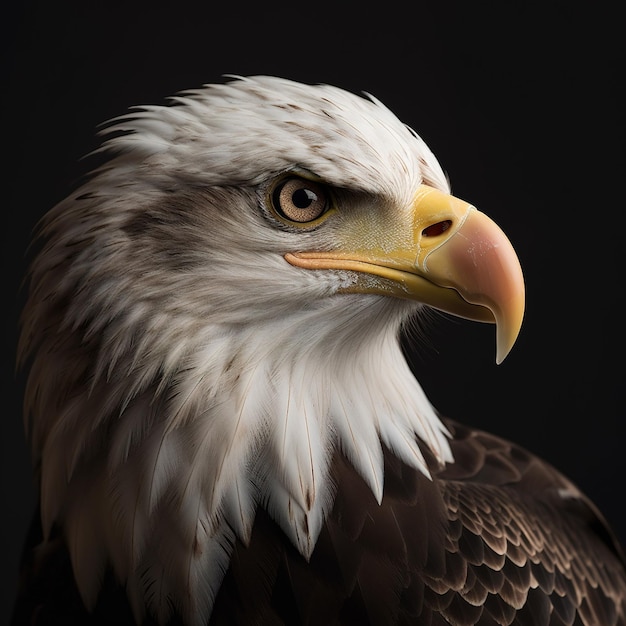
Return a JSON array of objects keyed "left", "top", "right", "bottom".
[{"left": 13, "top": 418, "right": 626, "bottom": 625}]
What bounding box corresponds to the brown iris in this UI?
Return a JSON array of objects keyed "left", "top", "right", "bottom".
[{"left": 272, "top": 177, "right": 329, "bottom": 223}]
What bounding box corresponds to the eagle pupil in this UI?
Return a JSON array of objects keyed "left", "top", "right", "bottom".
[{"left": 292, "top": 188, "right": 317, "bottom": 208}]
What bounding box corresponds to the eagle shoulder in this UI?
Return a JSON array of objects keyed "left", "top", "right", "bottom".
[{"left": 209, "top": 419, "right": 626, "bottom": 625}]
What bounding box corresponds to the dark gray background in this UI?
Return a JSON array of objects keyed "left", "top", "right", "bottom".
[{"left": 3, "top": 1, "right": 623, "bottom": 622}]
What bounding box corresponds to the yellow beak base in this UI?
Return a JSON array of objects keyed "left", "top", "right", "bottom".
[{"left": 285, "top": 185, "right": 525, "bottom": 364}]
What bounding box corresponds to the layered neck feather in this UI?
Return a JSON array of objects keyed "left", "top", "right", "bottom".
[{"left": 29, "top": 292, "right": 452, "bottom": 624}]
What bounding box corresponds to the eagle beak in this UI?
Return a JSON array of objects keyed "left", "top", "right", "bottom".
[{"left": 285, "top": 184, "right": 525, "bottom": 364}]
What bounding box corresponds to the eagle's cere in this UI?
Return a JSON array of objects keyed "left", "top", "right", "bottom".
[{"left": 13, "top": 76, "right": 626, "bottom": 625}]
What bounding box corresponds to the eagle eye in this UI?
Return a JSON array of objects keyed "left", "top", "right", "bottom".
[{"left": 270, "top": 177, "right": 330, "bottom": 224}]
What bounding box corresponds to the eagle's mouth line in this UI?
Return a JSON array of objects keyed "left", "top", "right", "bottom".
[
  {"left": 284, "top": 251, "right": 495, "bottom": 324},
  {"left": 284, "top": 250, "right": 413, "bottom": 279}
]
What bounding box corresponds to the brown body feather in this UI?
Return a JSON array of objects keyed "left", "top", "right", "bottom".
[{"left": 13, "top": 418, "right": 626, "bottom": 625}]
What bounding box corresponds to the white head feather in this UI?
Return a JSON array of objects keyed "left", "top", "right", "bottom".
[{"left": 20, "top": 75, "right": 453, "bottom": 625}]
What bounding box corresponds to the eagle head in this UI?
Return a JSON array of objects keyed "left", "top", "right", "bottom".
[{"left": 19, "top": 76, "right": 524, "bottom": 624}]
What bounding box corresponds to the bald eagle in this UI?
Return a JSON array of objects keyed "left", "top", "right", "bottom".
[{"left": 12, "top": 76, "right": 626, "bottom": 625}]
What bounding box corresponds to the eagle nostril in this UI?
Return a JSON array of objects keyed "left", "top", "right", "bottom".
[{"left": 422, "top": 220, "right": 452, "bottom": 237}]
